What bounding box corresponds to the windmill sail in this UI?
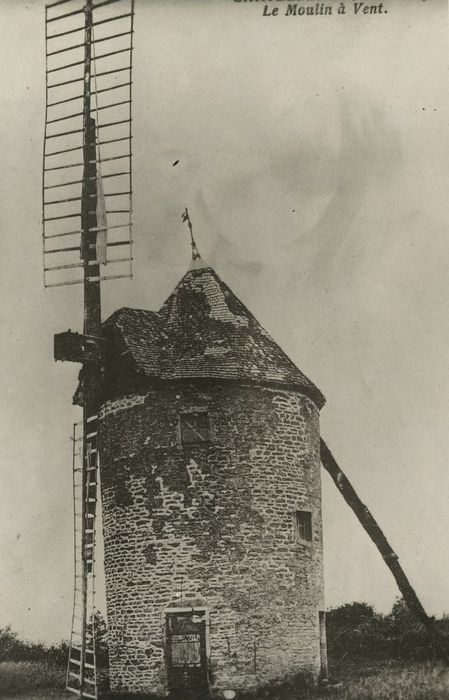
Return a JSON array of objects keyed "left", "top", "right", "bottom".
[
  {"left": 95, "top": 172, "right": 108, "bottom": 264},
  {"left": 42, "top": 2, "right": 136, "bottom": 699},
  {"left": 43, "top": 0, "right": 134, "bottom": 288}
]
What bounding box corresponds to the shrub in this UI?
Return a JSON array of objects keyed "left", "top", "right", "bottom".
[{"left": 327, "top": 599, "right": 449, "bottom": 665}]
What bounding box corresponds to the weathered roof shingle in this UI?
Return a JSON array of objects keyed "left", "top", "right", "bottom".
[{"left": 103, "top": 260, "right": 325, "bottom": 408}]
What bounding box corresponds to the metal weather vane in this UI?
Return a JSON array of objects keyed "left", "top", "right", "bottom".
[{"left": 182, "top": 206, "right": 201, "bottom": 261}]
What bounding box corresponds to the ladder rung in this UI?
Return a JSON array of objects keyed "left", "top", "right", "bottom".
[
  {"left": 107, "top": 239, "right": 132, "bottom": 247},
  {"left": 46, "top": 126, "right": 84, "bottom": 139},
  {"left": 46, "top": 143, "right": 83, "bottom": 157},
  {"left": 66, "top": 686, "right": 82, "bottom": 696},
  {"left": 45, "top": 152, "right": 128, "bottom": 169},
  {"left": 45, "top": 273, "right": 132, "bottom": 288},
  {"left": 81, "top": 691, "right": 96, "bottom": 700},
  {"left": 48, "top": 92, "right": 83, "bottom": 107},
  {"left": 92, "top": 47, "right": 131, "bottom": 62},
  {"left": 69, "top": 657, "right": 81, "bottom": 666},
  {"left": 45, "top": 223, "right": 131, "bottom": 239},
  {"left": 89, "top": 153, "right": 130, "bottom": 165},
  {"left": 46, "top": 31, "right": 133, "bottom": 59},
  {"left": 46, "top": 260, "right": 95, "bottom": 272},
  {"left": 48, "top": 58, "right": 86, "bottom": 74},
  {"left": 88, "top": 170, "right": 130, "bottom": 180},
  {"left": 45, "top": 244, "right": 80, "bottom": 254},
  {"left": 45, "top": 194, "right": 82, "bottom": 202},
  {"left": 69, "top": 671, "right": 80, "bottom": 679},
  {"left": 90, "top": 190, "right": 130, "bottom": 198},
  {"left": 46, "top": 7, "right": 84, "bottom": 23},
  {"left": 47, "top": 41, "right": 85, "bottom": 58},
  {"left": 44, "top": 228, "right": 81, "bottom": 240},
  {"left": 72, "top": 645, "right": 95, "bottom": 654},
  {"left": 92, "top": 12, "right": 133, "bottom": 28},
  {"left": 91, "top": 28, "right": 132, "bottom": 45},
  {"left": 96, "top": 119, "right": 132, "bottom": 130},
  {"left": 93, "top": 0, "right": 124, "bottom": 8},
  {"left": 99, "top": 135, "right": 132, "bottom": 147},
  {"left": 46, "top": 0, "right": 75, "bottom": 9},
  {"left": 48, "top": 24, "right": 84, "bottom": 41},
  {"left": 93, "top": 79, "right": 132, "bottom": 96},
  {"left": 44, "top": 177, "right": 82, "bottom": 189},
  {"left": 86, "top": 432, "right": 97, "bottom": 439},
  {"left": 48, "top": 48, "right": 131, "bottom": 75},
  {"left": 87, "top": 415, "right": 98, "bottom": 422},
  {"left": 48, "top": 75, "right": 84, "bottom": 89},
  {"left": 44, "top": 212, "right": 80, "bottom": 222},
  {"left": 94, "top": 65, "right": 131, "bottom": 80},
  {"left": 47, "top": 112, "right": 83, "bottom": 125}
]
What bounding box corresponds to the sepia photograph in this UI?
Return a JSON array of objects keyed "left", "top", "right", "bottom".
[{"left": 1, "top": 0, "right": 449, "bottom": 698}]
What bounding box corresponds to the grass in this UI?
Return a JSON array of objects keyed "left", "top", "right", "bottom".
[
  {"left": 320, "top": 660, "right": 449, "bottom": 699},
  {"left": 0, "top": 660, "right": 65, "bottom": 697},
  {"left": 2, "top": 660, "right": 449, "bottom": 699}
]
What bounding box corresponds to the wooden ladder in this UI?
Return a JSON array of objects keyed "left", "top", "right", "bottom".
[{"left": 66, "top": 420, "right": 99, "bottom": 699}]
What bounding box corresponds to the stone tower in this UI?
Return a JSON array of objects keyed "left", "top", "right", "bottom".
[{"left": 98, "top": 256, "right": 327, "bottom": 696}]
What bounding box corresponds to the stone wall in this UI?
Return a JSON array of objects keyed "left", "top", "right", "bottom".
[{"left": 99, "top": 381, "right": 325, "bottom": 694}]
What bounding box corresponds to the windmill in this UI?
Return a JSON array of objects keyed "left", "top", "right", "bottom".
[
  {"left": 40, "top": 1, "right": 448, "bottom": 697},
  {"left": 42, "top": 0, "right": 135, "bottom": 697}
]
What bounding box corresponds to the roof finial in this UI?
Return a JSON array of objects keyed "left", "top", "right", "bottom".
[{"left": 181, "top": 207, "right": 201, "bottom": 261}]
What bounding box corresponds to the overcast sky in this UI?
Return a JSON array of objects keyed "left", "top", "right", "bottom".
[{"left": 1, "top": 0, "right": 449, "bottom": 643}]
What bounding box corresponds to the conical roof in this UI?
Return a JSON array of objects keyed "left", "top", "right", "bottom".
[{"left": 103, "top": 259, "right": 325, "bottom": 408}]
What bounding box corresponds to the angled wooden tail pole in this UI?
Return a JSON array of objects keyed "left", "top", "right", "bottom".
[{"left": 320, "top": 438, "right": 449, "bottom": 662}]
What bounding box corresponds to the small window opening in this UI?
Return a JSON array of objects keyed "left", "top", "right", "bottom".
[
  {"left": 294, "top": 510, "right": 312, "bottom": 542},
  {"left": 180, "top": 412, "right": 210, "bottom": 445}
]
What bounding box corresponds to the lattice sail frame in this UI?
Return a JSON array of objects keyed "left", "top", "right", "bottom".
[{"left": 43, "top": 0, "right": 134, "bottom": 289}]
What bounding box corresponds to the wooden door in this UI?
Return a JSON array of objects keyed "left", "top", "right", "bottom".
[{"left": 165, "top": 611, "right": 208, "bottom": 696}]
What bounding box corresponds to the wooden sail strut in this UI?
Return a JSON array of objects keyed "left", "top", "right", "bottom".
[{"left": 320, "top": 438, "right": 449, "bottom": 662}]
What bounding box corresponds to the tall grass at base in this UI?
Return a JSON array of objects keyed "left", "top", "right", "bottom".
[
  {"left": 0, "top": 661, "right": 65, "bottom": 697},
  {"left": 324, "top": 661, "right": 449, "bottom": 699}
]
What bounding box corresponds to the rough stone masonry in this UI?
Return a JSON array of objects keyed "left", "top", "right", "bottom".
[{"left": 97, "top": 256, "right": 327, "bottom": 695}]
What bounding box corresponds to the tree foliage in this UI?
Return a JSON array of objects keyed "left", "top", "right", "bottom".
[
  {"left": 0, "top": 625, "right": 68, "bottom": 665},
  {"left": 0, "top": 610, "right": 109, "bottom": 669},
  {"left": 327, "top": 598, "right": 449, "bottom": 662}
]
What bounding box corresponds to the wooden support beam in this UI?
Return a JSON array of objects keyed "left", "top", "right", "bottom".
[{"left": 320, "top": 437, "right": 449, "bottom": 662}]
